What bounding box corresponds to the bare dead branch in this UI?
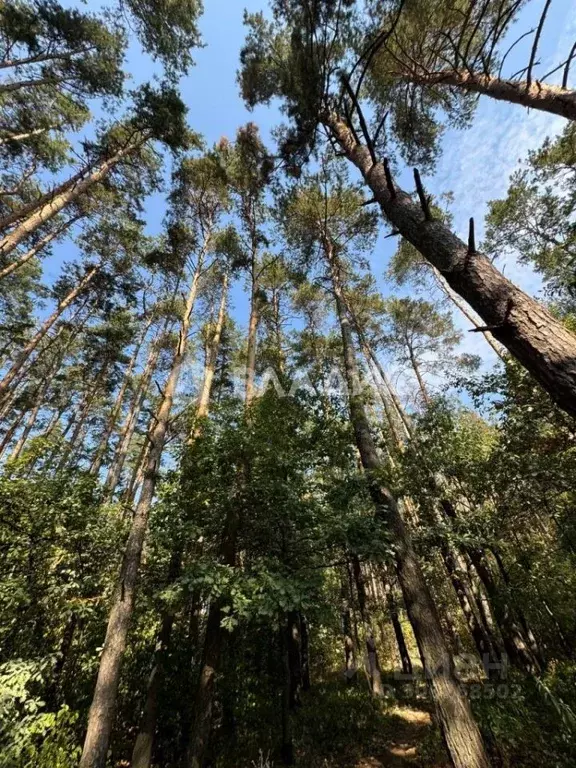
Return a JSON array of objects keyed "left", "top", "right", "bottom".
[
  {"left": 413, "top": 169, "right": 431, "bottom": 220},
  {"left": 498, "top": 28, "right": 535, "bottom": 79},
  {"left": 468, "top": 217, "right": 476, "bottom": 255},
  {"left": 562, "top": 40, "right": 576, "bottom": 88},
  {"left": 383, "top": 158, "right": 396, "bottom": 199},
  {"left": 527, "top": 0, "right": 552, "bottom": 89}
]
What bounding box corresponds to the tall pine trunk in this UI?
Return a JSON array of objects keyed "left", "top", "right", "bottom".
[
  {"left": 326, "top": 113, "right": 576, "bottom": 418},
  {"left": 79, "top": 259, "right": 203, "bottom": 768},
  {"left": 0, "top": 134, "right": 149, "bottom": 258},
  {"left": 0, "top": 216, "right": 79, "bottom": 280},
  {"left": 245, "top": 278, "right": 260, "bottom": 407},
  {"left": 186, "top": 272, "right": 253, "bottom": 768},
  {"left": 409, "top": 69, "right": 576, "bottom": 122},
  {"left": 351, "top": 555, "right": 384, "bottom": 696},
  {"left": 90, "top": 318, "right": 151, "bottom": 476},
  {"left": 327, "top": 240, "right": 490, "bottom": 768},
  {"left": 0, "top": 266, "right": 98, "bottom": 401},
  {"left": 9, "top": 349, "right": 67, "bottom": 460},
  {"left": 131, "top": 273, "right": 229, "bottom": 768},
  {"left": 103, "top": 332, "right": 163, "bottom": 499},
  {"left": 432, "top": 267, "right": 504, "bottom": 360}
]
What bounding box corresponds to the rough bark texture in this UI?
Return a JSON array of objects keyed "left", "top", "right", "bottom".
[
  {"left": 327, "top": 243, "right": 490, "bottom": 768},
  {"left": 433, "top": 268, "right": 505, "bottom": 360},
  {"left": 326, "top": 113, "right": 576, "bottom": 418},
  {"left": 411, "top": 69, "right": 576, "bottom": 122},
  {"left": 79, "top": 264, "right": 201, "bottom": 768}
]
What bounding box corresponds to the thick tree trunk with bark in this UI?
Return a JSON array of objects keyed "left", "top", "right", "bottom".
[
  {"left": 409, "top": 69, "right": 576, "bottom": 122},
  {"left": 326, "top": 113, "right": 576, "bottom": 418},
  {"left": 0, "top": 133, "right": 149, "bottom": 258},
  {"left": 79, "top": 262, "right": 202, "bottom": 768},
  {"left": 432, "top": 268, "right": 505, "bottom": 360},
  {"left": 327, "top": 241, "right": 490, "bottom": 768}
]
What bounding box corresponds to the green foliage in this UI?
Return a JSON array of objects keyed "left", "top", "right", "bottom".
[
  {"left": 484, "top": 122, "right": 576, "bottom": 310},
  {"left": 0, "top": 659, "right": 81, "bottom": 768},
  {"left": 123, "top": 0, "right": 203, "bottom": 75}
]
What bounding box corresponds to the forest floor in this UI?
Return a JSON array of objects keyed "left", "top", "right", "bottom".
[{"left": 273, "top": 674, "right": 449, "bottom": 768}]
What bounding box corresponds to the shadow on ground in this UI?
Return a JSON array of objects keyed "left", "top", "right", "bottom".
[{"left": 290, "top": 674, "right": 449, "bottom": 767}]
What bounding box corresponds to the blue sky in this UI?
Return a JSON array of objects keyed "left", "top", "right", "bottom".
[{"left": 44, "top": 0, "right": 576, "bottom": 400}]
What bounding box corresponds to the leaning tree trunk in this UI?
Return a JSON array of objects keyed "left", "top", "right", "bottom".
[
  {"left": 186, "top": 273, "right": 251, "bottom": 768},
  {"left": 9, "top": 342, "right": 69, "bottom": 461},
  {"left": 78, "top": 260, "right": 203, "bottom": 768},
  {"left": 463, "top": 541, "right": 540, "bottom": 675},
  {"left": 131, "top": 274, "right": 229, "bottom": 768},
  {"left": 56, "top": 366, "right": 107, "bottom": 472},
  {"left": 350, "top": 299, "right": 499, "bottom": 675},
  {"left": 0, "top": 215, "right": 80, "bottom": 280},
  {"left": 327, "top": 239, "right": 490, "bottom": 768},
  {"left": 408, "top": 69, "right": 576, "bottom": 122},
  {"left": 103, "top": 329, "right": 164, "bottom": 499},
  {"left": 407, "top": 343, "right": 432, "bottom": 406},
  {"left": 431, "top": 267, "right": 505, "bottom": 361},
  {"left": 325, "top": 112, "right": 576, "bottom": 418},
  {"left": 382, "top": 572, "right": 413, "bottom": 677},
  {"left": 352, "top": 555, "right": 384, "bottom": 696},
  {"left": 491, "top": 548, "right": 545, "bottom": 669},
  {"left": 0, "top": 265, "right": 98, "bottom": 401},
  {"left": 245, "top": 276, "right": 260, "bottom": 407},
  {"left": 439, "top": 539, "right": 500, "bottom": 676},
  {"left": 0, "top": 132, "right": 149, "bottom": 258},
  {"left": 90, "top": 318, "right": 152, "bottom": 476}
]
